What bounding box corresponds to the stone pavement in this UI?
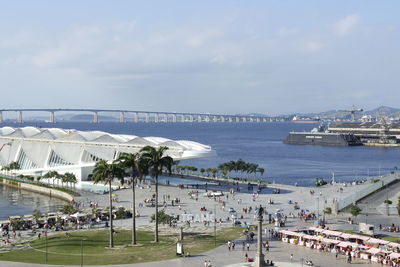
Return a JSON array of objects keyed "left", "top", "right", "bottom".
[
  {"left": 0, "top": 221, "right": 375, "bottom": 267},
  {"left": 1, "top": 179, "right": 393, "bottom": 267}
]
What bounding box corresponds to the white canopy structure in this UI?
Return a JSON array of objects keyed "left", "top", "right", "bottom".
[{"left": 0, "top": 126, "right": 216, "bottom": 186}]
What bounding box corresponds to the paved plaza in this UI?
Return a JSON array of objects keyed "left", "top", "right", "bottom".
[{"left": 2, "top": 178, "right": 400, "bottom": 266}]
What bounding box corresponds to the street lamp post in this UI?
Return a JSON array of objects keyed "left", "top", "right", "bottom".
[
  {"left": 81, "top": 239, "right": 85, "bottom": 267},
  {"left": 214, "top": 204, "right": 216, "bottom": 247},
  {"left": 254, "top": 205, "right": 267, "bottom": 267},
  {"left": 45, "top": 230, "right": 48, "bottom": 264}
]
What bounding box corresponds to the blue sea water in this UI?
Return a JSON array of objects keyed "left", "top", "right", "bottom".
[
  {"left": 1, "top": 121, "right": 399, "bottom": 219},
  {"left": 1, "top": 121, "right": 399, "bottom": 186}
]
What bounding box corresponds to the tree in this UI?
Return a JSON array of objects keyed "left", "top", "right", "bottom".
[
  {"left": 2, "top": 161, "right": 20, "bottom": 171},
  {"left": 397, "top": 197, "right": 400, "bottom": 216},
  {"left": 64, "top": 172, "right": 78, "bottom": 189},
  {"left": 140, "top": 146, "right": 173, "bottom": 242},
  {"left": 43, "top": 171, "right": 60, "bottom": 187},
  {"left": 59, "top": 204, "right": 78, "bottom": 215},
  {"left": 210, "top": 168, "right": 218, "bottom": 178},
  {"left": 349, "top": 205, "right": 362, "bottom": 218},
  {"left": 115, "top": 152, "right": 141, "bottom": 245},
  {"left": 92, "top": 159, "right": 124, "bottom": 248},
  {"left": 32, "top": 209, "right": 42, "bottom": 224},
  {"left": 257, "top": 167, "right": 265, "bottom": 178},
  {"left": 150, "top": 210, "right": 176, "bottom": 225}
]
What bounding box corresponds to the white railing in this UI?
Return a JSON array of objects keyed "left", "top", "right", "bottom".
[{"left": 338, "top": 173, "right": 400, "bottom": 211}]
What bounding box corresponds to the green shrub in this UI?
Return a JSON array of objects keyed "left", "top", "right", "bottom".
[
  {"left": 349, "top": 205, "right": 362, "bottom": 217},
  {"left": 115, "top": 207, "right": 132, "bottom": 219},
  {"left": 324, "top": 207, "right": 332, "bottom": 214}
]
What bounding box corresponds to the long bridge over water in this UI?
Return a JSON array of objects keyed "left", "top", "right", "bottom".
[{"left": 0, "top": 108, "right": 278, "bottom": 123}]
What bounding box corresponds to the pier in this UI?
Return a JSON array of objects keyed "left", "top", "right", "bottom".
[{"left": 0, "top": 108, "right": 277, "bottom": 123}]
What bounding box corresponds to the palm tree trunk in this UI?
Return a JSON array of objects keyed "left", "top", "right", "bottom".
[
  {"left": 155, "top": 174, "right": 159, "bottom": 242},
  {"left": 109, "top": 181, "right": 114, "bottom": 248},
  {"left": 132, "top": 175, "right": 136, "bottom": 245}
]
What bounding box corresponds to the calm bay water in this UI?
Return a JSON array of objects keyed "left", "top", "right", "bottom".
[
  {"left": 0, "top": 184, "right": 65, "bottom": 220},
  {"left": 1, "top": 121, "right": 399, "bottom": 218}
]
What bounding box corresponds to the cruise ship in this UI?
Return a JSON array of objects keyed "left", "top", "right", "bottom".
[
  {"left": 284, "top": 127, "right": 362, "bottom": 146},
  {"left": 284, "top": 122, "right": 400, "bottom": 147}
]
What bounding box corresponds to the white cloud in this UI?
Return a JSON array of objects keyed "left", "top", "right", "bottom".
[
  {"left": 0, "top": 10, "right": 397, "bottom": 114},
  {"left": 334, "top": 14, "right": 361, "bottom": 36},
  {"left": 305, "top": 41, "right": 323, "bottom": 52}
]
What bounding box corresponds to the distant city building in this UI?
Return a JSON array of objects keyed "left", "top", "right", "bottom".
[{"left": 0, "top": 126, "right": 216, "bottom": 186}]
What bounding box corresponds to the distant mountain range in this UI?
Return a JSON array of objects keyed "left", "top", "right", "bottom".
[{"left": 296, "top": 106, "right": 400, "bottom": 120}]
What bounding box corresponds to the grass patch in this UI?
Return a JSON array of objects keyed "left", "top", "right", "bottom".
[
  {"left": 0, "top": 227, "right": 243, "bottom": 265},
  {"left": 382, "top": 236, "right": 400, "bottom": 243}
]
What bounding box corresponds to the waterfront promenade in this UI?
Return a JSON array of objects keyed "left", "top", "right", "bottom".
[{"left": 2, "top": 177, "right": 400, "bottom": 266}]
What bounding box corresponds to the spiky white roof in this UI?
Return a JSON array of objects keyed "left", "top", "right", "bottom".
[{"left": 0, "top": 126, "right": 216, "bottom": 174}]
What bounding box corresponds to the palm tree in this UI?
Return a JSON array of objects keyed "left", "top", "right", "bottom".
[
  {"left": 43, "top": 171, "right": 60, "bottom": 187},
  {"left": 115, "top": 152, "right": 141, "bottom": 245},
  {"left": 257, "top": 167, "right": 265, "bottom": 178},
  {"left": 63, "top": 172, "right": 77, "bottom": 189},
  {"left": 92, "top": 160, "right": 124, "bottom": 248},
  {"left": 140, "top": 146, "right": 173, "bottom": 242}
]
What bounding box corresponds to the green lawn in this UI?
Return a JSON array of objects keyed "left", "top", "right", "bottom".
[{"left": 0, "top": 227, "right": 243, "bottom": 265}]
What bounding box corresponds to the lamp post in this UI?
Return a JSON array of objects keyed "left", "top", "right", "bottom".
[
  {"left": 45, "top": 230, "right": 48, "bottom": 264},
  {"left": 214, "top": 204, "right": 216, "bottom": 247},
  {"left": 81, "top": 239, "right": 84, "bottom": 267},
  {"left": 254, "top": 205, "right": 266, "bottom": 267}
]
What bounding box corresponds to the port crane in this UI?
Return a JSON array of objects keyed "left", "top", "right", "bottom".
[
  {"left": 0, "top": 142, "right": 11, "bottom": 151},
  {"left": 338, "top": 105, "right": 363, "bottom": 121}
]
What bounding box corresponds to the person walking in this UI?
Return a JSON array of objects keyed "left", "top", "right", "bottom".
[
  {"left": 347, "top": 252, "right": 352, "bottom": 264},
  {"left": 246, "top": 242, "right": 250, "bottom": 251},
  {"left": 290, "top": 254, "right": 293, "bottom": 262}
]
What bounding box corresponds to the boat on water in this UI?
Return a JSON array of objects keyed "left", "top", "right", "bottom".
[
  {"left": 285, "top": 121, "right": 400, "bottom": 147},
  {"left": 292, "top": 115, "right": 320, "bottom": 124},
  {"left": 284, "top": 124, "right": 362, "bottom": 146}
]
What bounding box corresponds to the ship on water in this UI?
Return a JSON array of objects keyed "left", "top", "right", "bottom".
[
  {"left": 284, "top": 121, "right": 400, "bottom": 147},
  {"left": 284, "top": 124, "right": 362, "bottom": 146},
  {"left": 291, "top": 115, "right": 320, "bottom": 124}
]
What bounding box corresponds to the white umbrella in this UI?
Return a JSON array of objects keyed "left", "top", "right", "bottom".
[
  {"left": 72, "top": 212, "right": 87, "bottom": 218},
  {"left": 61, "top": 215, "right": 72, "bottom": 220}
]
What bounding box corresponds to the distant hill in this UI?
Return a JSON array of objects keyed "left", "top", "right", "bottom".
[
  {"left": 69, "top": 114, "right": 117, "bottom": 121},
  {"left": 297, "top": 106, "right": 400, "bottom": 120},
  {"left": 363, "top": 106, "right": 400, "bottom": 116}
]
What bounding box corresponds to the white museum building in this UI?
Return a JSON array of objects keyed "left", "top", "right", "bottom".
[{"left": 0, "top": 126, "right": 216, "bottom": 187}]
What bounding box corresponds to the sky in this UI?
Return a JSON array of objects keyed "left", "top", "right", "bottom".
[{"left": 0, "top": 1, "right": 399, "bottom": 115}]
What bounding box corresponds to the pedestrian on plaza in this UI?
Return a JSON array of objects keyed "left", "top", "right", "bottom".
[
  {"left": 246, "top": 242, "right": 250, "bottom": 251},
  {"left": 242, "top": 241, "right": 245, "bottom": 251},
  {"left": 347, "top": 252, "right": 352, "bottom": 264},
  {"left": 290, "top": 254, "right": 293, "bottom": 262},
  {"left": 208, "top": 260, "right": 212, "bottom": 267},
  {"left": 204, "top": 260, "right": 208, "bottom": 267}
]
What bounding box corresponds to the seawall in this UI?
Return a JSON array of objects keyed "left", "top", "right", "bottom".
[{"left": 0, "top": 177, "right": 74, "bottom": 203}]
